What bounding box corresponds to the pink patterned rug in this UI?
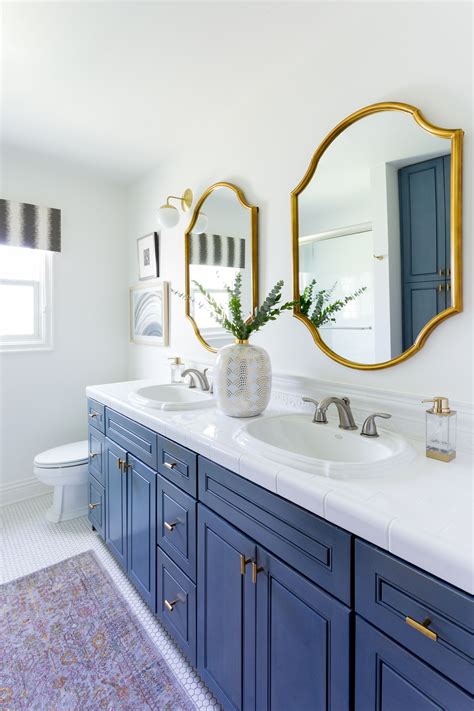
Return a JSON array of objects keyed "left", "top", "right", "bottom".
[{"left": 0, "top": 550, "right": 195, "bottom": 710}]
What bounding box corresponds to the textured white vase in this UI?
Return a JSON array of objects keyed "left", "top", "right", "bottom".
[{"left": 214, "top": 340, "right": 272, "bottom": 417}]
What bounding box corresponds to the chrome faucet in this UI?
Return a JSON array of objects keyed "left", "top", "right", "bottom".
[
  {"left": 182, "top": 367, "right": 211, "bottom": 391},
  {"left": 309, "top": 396, "right": 358, "bottom": 430}
]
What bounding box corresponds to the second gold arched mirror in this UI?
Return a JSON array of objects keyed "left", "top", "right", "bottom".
[
  {"left": 185, "top": 182, "right": 258, "bottom": 352},
  {"left": 292, "top": 102, "right": 463, "bottom": 370}
]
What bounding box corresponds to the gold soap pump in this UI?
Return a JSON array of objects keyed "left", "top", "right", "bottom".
[{"left": 421, "top": 397, "right": 457, "bottom": 462}]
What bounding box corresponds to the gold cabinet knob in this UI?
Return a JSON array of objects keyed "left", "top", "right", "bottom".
[
  {"left": 240, "top": 554, "right": 251, "bottom": 575},
  {"left": 405, "top": 616, "right": 437, "bottom": 641},
  {"left": 164, "top": 461, "right": 177, "bottom": 470},
  {"left": 89, "top": 502, "right": 100, "bottom": 510},
  {"left": 164, "top": 521, "right": 176, "bottom": 532},
  {"left": 164, "top": 598, "right": 178, "bottom": 612}
]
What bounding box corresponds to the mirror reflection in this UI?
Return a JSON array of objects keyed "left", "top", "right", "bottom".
[
  {"left": 186, "top": 183, "right": 257, "bottom": 351},
  {"left": 298, "top": 109, "right": 454, "bottom": 366}
]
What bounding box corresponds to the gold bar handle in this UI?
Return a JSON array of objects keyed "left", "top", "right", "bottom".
[
  {"left": 89, "top": 502, "right": 101, "bottom": 510},
  {"left": 164, "top": 461, "right": 177, "bottom": 470},
  {"left": 165, "top": 598, "right": 178, "bottom": 612},
  {"left": 405, "top": 616, "right": 437, "bottom": 641},
  {"left": 240, "top": 554, "right": 251, "bottom": 575},
  {"left": 122, "top": 462, "right": 131, "bottom": 472},
  {"left": 164, "top": 521, "right": 176, "bottom": 531},
  {"left": 252, "top": 561, "right": 264, "bottom": 584},
  {"left": 117, "top": 458, "right": 123, "bottom": 471}
]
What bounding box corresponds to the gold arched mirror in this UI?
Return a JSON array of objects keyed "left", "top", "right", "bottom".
[
  {"left": 185, "top": 182, "right": 258, "bottom": 352},
  {"left": 292, "top": 102, "right": 463, "bottom": 370}
]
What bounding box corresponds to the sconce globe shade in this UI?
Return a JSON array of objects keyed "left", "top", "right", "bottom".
[
  {"left": 193, "top": 212, "right": 208, "bottom": 234},
  {"left": 158, "top": 204, "right": 180, "bottom": 229}
]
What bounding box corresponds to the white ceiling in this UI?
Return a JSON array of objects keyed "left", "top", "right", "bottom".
[{"left": 1, "top": 1, "right": 302, "bottom": 184}]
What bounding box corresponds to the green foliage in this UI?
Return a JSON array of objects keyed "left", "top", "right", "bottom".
[
  {"left": 174, "top": 272, "right": 297, "bottom": 341},
  {"left": 299, "top": 279, "right": 367, "bottom": 328}
]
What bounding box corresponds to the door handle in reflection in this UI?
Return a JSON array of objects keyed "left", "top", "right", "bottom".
[{"left": 437, "top": 283, "right": 445, "bottom": 293}]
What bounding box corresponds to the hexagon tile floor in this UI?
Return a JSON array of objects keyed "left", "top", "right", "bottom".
[{"left": 0, "top": 493, "right": 220, "bottom": 710}]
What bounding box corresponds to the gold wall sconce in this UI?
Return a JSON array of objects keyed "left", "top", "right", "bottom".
[{"left": 157, "top": 188, "right": 208, "bottom": 233}]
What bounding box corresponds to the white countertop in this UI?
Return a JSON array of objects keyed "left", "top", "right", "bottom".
[{"left": 87, "top": 379, "right": 474, "bottom": 595}]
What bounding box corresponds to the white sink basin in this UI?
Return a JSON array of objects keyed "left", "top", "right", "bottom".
[
  {"left": 129, "top": 383, "right": 215, "bottom": 411},
  {"left": 234, "top": 413, "right": 415, "bottom": 478}
]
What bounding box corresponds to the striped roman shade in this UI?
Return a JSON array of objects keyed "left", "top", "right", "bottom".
[
  {"left": 0, "top": 199, "right": 61, "bottom": 252},
  {"left": 189, "top": 233, "right": 245, "bottom": 269}
]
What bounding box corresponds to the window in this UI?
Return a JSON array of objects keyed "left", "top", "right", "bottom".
[{"left": 0, "top": 245, "right": 52, "bottom": 351}]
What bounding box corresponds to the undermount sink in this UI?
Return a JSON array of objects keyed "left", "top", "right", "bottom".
[
  {"left": 234, "top": 413, "right": 415, "bottom": 478},
  {"left": 129, "top": 383, "right": 215, "bottom": 411}
]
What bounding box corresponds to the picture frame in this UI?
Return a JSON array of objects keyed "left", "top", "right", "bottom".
[
  {"left": 130, "top": 281, "right": 169, "bottom": 346},
  {"left": 137, "top": 232, "right": 159, "bottom": 280}
]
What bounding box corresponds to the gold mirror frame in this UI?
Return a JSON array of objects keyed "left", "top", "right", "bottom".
[
  {"left": 185, "top": 181, "right": 259, "bottom": 353},
  {"left": 291, "top": 101, "right": 463, "bottom": 370}
]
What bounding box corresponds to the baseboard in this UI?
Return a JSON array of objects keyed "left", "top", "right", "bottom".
[{"left": 0, "top": 477, "right": 51, "bottom": 507}]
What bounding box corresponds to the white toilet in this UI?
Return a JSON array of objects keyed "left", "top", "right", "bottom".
[{"left": 34, "top": 441, "right": 89, "bottom": 523}]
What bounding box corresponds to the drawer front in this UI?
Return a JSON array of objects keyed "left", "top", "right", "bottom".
[
  {"left": 156, "top": 549, "right": 196, "bottom": 665},
  {"left": 355, "top": 617, "right": 472, "bottom": 711},
  {"left": 88, "top": 428, "right": 105, "bottom": 485},
  {"left": 105, "top": 408, "right": 157, "bottom": 468},
  {"left": 157, "top": 476, "right": 196, "bottom": 582},
  {"left": 199, "top": 457, "right": 352, "bottom": 604},
  {"left": 87, "top": 398, "right": 105, "bottom": 433},
  {"left": 158, "top": 436, "right": 197, "bottom": 497},
  {"left": 88, "top": 475, "right": 105, "bottom": 539},
  {"left": 355, "top": 540, "right": 474, "bottom": 692}
]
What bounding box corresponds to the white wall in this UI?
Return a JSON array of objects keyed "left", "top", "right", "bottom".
[
  {"left": 0, "top": 145, "right": 129, "bottom": 501},
  {"left": 126, "top": 1, "right": 473, "bottom": 406}
]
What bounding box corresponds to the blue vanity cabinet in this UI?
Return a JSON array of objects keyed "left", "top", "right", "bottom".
[
  {"left": 105, "top": 437, "right": 128, "bottom": 570},
  {"left": 355, "top": 618, "right": 472, "bottom": 710},
  {"left": 256, "top": 547, "right": 351, "bottom": 711},
  {"left": 197, "top": 505, "right": 257, "bottom": 711},
  {"left": 127, "top": 455, "right": 157, "bottom": 611}
]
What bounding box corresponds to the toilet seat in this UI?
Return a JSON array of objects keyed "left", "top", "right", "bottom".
[{"left": 34, "top": 440, "right": 88, "bottom": 469}]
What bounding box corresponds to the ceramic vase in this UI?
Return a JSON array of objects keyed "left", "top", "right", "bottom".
[{"left": 214, "top": 340, "right": 272, "bottom": 417}]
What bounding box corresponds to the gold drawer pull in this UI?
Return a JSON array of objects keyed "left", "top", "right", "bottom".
[
  {"left": 405, "top": 616, "right": 437, "bottom": 641},
  {"left": 252, "top": 560, "right": 264, "bottom": 584},
  {"left": 117, "top": 458, "right": 123, "bottom": 471},
  {"left": 240, "top": 554, "right": 251, "bottom": 575},
  {"left": 164, "top": 521, "right": 176, "bottom": 531},
  {"left": 164, "top": 461, "right": 177, "bottom": 470},
  {"left": 165, "top": 598, "right": 178, "bottom": 612},
  {"left": 89, "top": 502, "right": 101, "bottom": 510}
]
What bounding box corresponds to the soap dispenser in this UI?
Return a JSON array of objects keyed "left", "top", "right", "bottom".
[
  {"left": 168, "top": 357, "right": 184, "bottom": 383},
  {"left": 421, "top": 397, "right": 457, "bottom": 462}
]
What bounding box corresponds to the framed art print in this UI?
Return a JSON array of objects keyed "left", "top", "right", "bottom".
[
  {"left": 137, "top": 232, "right": 159, "bottom": 280},
  {"left": 130, "top": 281, "right": 169, "bottom": 346}
]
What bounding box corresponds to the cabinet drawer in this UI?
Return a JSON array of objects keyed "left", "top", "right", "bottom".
[
  {"left": 355, "top": 617, "right": 472, "bottom": 710},
  {"left": 199, "top": 457, "right": 352, "bottom": 604},
  {"left": 156, "top": 549, "right": 196, "bottom": 666},
  {"left": 355, "top": 540, "right": 474, "bottom": 693},
  {"left": 105, "top": 408, "right": 157, "bottom": 468},
  {"left": 158, "top": 437, "right": 197, "bottom": 497},
  {"left": 88, "top": 428, "right": 105, "bottom": 485},
  {"left": 157, "top": 476, "right": 196, "bottom": 582},
  {"left": 87, "top": 398, "right": 105, "bottom": 433},
  {"left": 88, "top": 475, "right": 105, "bottom": 539}
]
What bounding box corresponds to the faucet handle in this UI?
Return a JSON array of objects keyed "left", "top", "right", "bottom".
[
  {"left": 302, "top": 397, "right": 319, "bottom": 422},
  {"left": 361, "top": 413, "right": 391, "bottom": 438}
]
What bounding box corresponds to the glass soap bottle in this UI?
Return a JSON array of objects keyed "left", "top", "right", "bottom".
[
  {"left": 422, "top": 397, "right": 457, "bottom": 462},
  {"left": 168, "top": 357, "right": 184, "bottom": 383}
]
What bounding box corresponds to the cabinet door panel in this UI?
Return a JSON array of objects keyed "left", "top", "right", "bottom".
[
  {"left": 256, "top": 548, "right": 351, "bottom": 711},
  {"left": 105, "top": 438, "right": 127, "bottom": 570},
  {"left": 198, "top": 505, "right": 256, "bottom": 711},
  {"left": 355, "top": 617, "right": 472, "bottom": 711},
  {"left": 127, "top": 456, "right": 156, "bottom": 611}
]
